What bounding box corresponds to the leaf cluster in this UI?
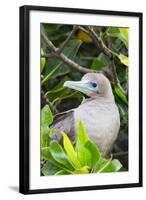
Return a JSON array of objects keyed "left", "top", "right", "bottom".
[
  {"left": 41, "top": 24, "right": 129, "bottom": 168},
  {"left": 41, "top": 105, "right": 123, "bottom": 176}
]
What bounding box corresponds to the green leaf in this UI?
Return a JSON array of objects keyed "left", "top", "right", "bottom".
[
  {"left": 49, "top": 141, "right": 74, "bottom": 170},
  {"left": 106, "top": 27, "right": 128, "bottom": 48},
  {"left": 76, "top": 141, "right": 92, "bottom": 167},
  {"left": 118, "top": 54, "right": 128, "bottom": 66},
  {"left": 73, "top": 166, "right": 89, "bottom": 174},
  {"left": 41, "top": 125, "right": 50, "bottom": 147},
  {"left": 94, "top": 158, "right": 122, "bottom": 173},
  {"left": 55, "top": 170, "right": 71, "bottom": 175},
  {"left": 106, "top": 27, "right": 120, "bottom": 37},
  {"left": 42, "top": 24, "right": 61, "bottom": 36},
  {"left": 41, "top": 147, "right": 62, "bottom": 167},
  {"left": 41, "top": 62, "right": 64, "bottom": 85},
  {"left": 91, "top": 53, "right": 110, "bottom": 70},
  {"left": 119, "top": 28, "right": 129, "bottom": 48},
  {"left": 41, "top": 105, "right": 53, "bottom": 148},
  {"left": 98, "top": 53, "right": 110, "bottom": 65},
  {"left": 84, "top": 141, "right": 101, "bottom": 166},
  {"left": 96, "top": 158, "right": 112, "bottom": 173},
  {"left": 75, "top": 121, "right": 101, "bottom": 167},
  {"left": 91, "top": 59, "right": 104, "bottom": 70},
  {"left": 75, "top": 120, "right": 90, "bottom": 166},
  {"left": 107, "top": 159, "right": 122, "bottom": 172},
  {"left": 51, "top": 76, "right": 70, "bottom": 90},
  {"left": 77, "top": 120, "right": 89, "bottom": 144},
  {"left": 41, "top": 105, "right": 53, "bottom": 126},
  {"left": 41, "top": 49, "right": 46, "bottom": 72},
  {"left": 114, "top": 86, "right": 128, "bottom": 105},
  {"left": 41, "top": 147, "right": 73, "bottom": 171},
  {"left": 43, "top": 24, "right": 70, "bottom": 45},
  {"left": 41, "top": 161, "right": 59, "bottom": 176},
  {"left": 61, "top": 132, "right": 81, "bottom": 168}
]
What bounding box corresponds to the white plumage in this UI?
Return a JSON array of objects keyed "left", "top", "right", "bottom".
[
  {"left": 51, "top": 73, "right": 120, "bottom": 156},
  {"left": 74, "top": 97, "right": 120, "bottom": 155}
]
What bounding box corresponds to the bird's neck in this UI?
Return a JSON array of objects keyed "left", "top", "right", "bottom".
[
  {"left": 82, "top": 95, "right": 115, "bottom": 106},
  {"left": 91, "top": 91, "right": 115, "bottom": 102}
]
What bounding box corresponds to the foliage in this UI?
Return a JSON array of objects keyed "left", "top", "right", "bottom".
[
  {"left": 41, "top": 105, "right": 122, "bottom": 175},
  {"left": 41, "top": 24, "right": 128, "bottom": 169}
]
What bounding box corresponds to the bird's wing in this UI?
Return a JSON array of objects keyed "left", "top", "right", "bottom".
[{"left": 50, "top": 109, "right": 75, "bottom": 143}]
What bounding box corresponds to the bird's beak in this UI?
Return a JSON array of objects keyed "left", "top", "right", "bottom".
[{"left": 64, "top": 80, "right": 93, "bottom": 96}]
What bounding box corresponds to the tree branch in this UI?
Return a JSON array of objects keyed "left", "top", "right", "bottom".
[
  {"left": 41, "top": 31, "right": 97, "bottom": 74},
  {"left": 84, "top": 26, "right": 113, "bottom": 58},
  {"left": 41, "top": 28, "right": 125, "bottom": 93},
  {"left": 83, "top": 26, "right": 126, "bottom": 95},
  {"left": 111, "top": 59, "right": 126, "bottom": 94}
]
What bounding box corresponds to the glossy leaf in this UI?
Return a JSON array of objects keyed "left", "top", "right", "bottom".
[
  {"left": 106, "top": 27, "right": 120, "bottom": 37},
  {"left": 107, "top": 27, "right": 128, "bottom": 48},
  {"left": 55, "top": 170, "right": 71, "bottom": 175},
  {"left": 100, "top": 159, "right": 122, "bottom": 172},
  {"left": 41, "top": 105, "right": 53, "bottom": 126},
  {"left": 95, "top": 158, "right": 112, "bottom": 173},
  {"left": 41, "top": 126, "right": 50, "bottom": 148},
  {"left": 77, "top": 120, "right": 89, "bottom": 144},
  {"left": 84, "top": 141, "right": 101, "bottom": 167},
  {"left": 41, "top": 147, "right": 73, "bottom": 171},
  {"left": 41, "top": 161, "right": 59, "bottom": 176},
  {"left": 118, "top": 54, "right": 128, "bottom": 66},
  {"left": 76, "top": 121, "right": 101, "bottom": 167},
  {"left": 73, "top": 166, "right": 89, "bottom": 174},
  {"left": 91, "top": 53, "right": 110, "bottom": 70},
  {"left": 119, "top": 28, "right": 129, "bottom": 47},
  {"left": 41, "top": 49, "right": 46, "bottom": 72},
  {"left": 49, "top": 141, "right": 74, "bottom": 170},
  {"left": 41, "top": 147, "right": 61, "bottom": 167},
  {"left": 41, "top": 105, "right": 53, "bottom": 148},
  {"left": 61, "top": 132, "right": 81, "bottom": 168},
  {"left": 114, "top": 86, "right": 128, "bottom": 105}
]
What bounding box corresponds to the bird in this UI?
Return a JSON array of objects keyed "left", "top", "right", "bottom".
[{"left": 50, "top": 73, "right": 120, "bottom": 156}]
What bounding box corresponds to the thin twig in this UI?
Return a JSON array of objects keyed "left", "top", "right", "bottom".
[
  {"left": 57, "top": 25, "right": 78, "bottom": 54},
  {"left": 41, "top": 90, "right": 58, "bottom": 114},
  {"left": 111, "top": 59, "right": 126, "bottom": 94},
  {"left": 84, "top": 26, "right": 112, "bottom": 58},
  {"left": 78, "top": 26, "right": 89, "bottom": 34},
  {"left": 41, "top": 31, "right": 58, "bottom": 52}
]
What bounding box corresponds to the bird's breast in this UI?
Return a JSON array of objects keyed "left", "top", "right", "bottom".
[{"left": 74, "top": 98, "right": 120, "bottom": 155}]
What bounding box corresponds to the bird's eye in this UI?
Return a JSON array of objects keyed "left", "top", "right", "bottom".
[{"left": 91, "top": 82, "right": 97, "bottom": 88}]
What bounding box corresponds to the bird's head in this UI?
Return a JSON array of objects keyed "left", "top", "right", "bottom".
[{"left": 64, "top": 73, "right": 113, "bottom": 99}]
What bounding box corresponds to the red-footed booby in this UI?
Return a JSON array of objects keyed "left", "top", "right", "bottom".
[{"left": 51, "top": 73, "right": 120, "bottom": 156}]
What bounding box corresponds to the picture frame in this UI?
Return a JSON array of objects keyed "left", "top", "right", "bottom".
[{"left": 19, "top": 5, "right": 143, "bottom": 194}]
